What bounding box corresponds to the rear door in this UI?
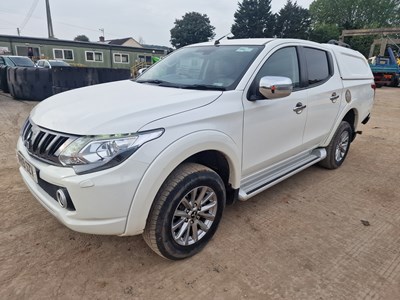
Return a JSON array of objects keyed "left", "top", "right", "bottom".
[{"left": 300, "top": 47, "right": 343, "bottom": 148}]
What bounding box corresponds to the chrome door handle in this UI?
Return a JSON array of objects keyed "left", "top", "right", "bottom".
[
  {"left": 293, "top": 102, "right": 306, "bottom": 114},
  {"left": 330, "top": 92, "right": 340, "bottom": 102}
]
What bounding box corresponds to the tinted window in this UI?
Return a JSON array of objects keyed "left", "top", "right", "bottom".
[
  {"left": 248, "top": 47, "right": 300, "bottom": 99},
  {"left": 304, "top": 48, "right": 330, "bottom": 85},
  {"left": 8, "top": 57, "right": 35, "bottom": 67}
]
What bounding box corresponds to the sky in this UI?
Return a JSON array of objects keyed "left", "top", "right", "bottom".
[{"left": 0, "top": 0, "right": 314, "bottom": 47}]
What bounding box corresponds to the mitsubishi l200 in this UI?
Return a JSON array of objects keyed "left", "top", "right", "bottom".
[{"left": 17, "top": 39, "right": 375, "bottom": 259}]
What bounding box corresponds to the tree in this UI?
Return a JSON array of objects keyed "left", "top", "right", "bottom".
[
  {"left": 310, "top": 0, "right": 400, "bottom": 30},
  {"left": 74, "top": 35, "right": 89, "bottom": 42},
  {"left": 309, "top": 23, "right": 340, "bottom": 43},
  {"left": 310, "top": 0, "right": 400, "bottom": 56},
  {"left": 231, "top": 0, "right": 276, "bottom": 38},
  {"left": 274, "top": 0, "right": 311, "bottom": 39},
  {"left": 170, "top": 12, "right": 215, "bottom": 48}
]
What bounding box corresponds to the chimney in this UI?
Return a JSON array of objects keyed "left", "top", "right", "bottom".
[{"left": 99, "top": 36, "right": 105, "bottom": 42}]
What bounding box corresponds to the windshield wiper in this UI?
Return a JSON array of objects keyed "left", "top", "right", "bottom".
[
  {"left": 136, "top": 79, "right": 181, "bottom": 88},
  {"left": 136, "top": 79, "right": 166, "bottom": 84},
  {"left": 180, "top": 84, "right": 226, "bottom": 91}
]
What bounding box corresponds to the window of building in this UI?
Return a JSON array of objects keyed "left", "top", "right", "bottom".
[
  {"left": 304, "top": 47, "right": 330, "bottom": 85},
  {"left": 85, "top": 51, "right": 103, "bottom": 62},
  {"left": 15, "top": 46, "right": 40, "bottom": 59},
  {"left": 114, "top": 53, "right": 129, "bottom": 64},
  {"left": 138, "top": 55, "right": 152, "bottom": 63},
  {"left": 53, "top": 49, "right": 74, "bottom": 60}
]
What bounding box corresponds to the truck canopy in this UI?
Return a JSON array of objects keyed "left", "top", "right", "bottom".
[{"left": 325, "top": 44, "right": 373, "bottom": 80}]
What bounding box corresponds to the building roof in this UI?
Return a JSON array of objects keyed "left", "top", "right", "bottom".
[
  {"left": 106, "top": 38, "right": 133, "bottom": 45},
  {"left": 105, "top": 37, "right": 143, "bottom": 48},
  {"left": 0, "top": 34, "right": 165, "bottom": 55}
]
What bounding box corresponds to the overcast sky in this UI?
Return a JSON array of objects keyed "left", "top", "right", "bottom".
[{"left": 0, "top": 0, "right": 314, "bottom": 47}]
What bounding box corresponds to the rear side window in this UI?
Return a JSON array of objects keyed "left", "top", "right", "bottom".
[{"left": 304, "top": 48, "right": 330, "bottom": 85}]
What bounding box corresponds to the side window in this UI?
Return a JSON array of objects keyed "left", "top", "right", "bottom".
[
  {"left": 304, "top": 47, "right": 330, "bottom": 85},
  {"left": 248, "top": 47, "right": 300, "bottom": 100},
  {"left": 0, "top": 57, "right": 4, "bottom": 65}
]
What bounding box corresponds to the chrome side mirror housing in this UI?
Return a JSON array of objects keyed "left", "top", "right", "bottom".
[{"left": 259, "top": 76, "right": 293, "bottom": 99}]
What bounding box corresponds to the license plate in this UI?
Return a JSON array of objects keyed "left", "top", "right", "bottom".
[{"left": 17, "top": 152, "right": 38, "bottom": 183}]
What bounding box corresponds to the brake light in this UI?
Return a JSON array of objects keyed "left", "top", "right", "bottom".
[{"left": 371, "top": 84, "right": 376, "bottom": 90}]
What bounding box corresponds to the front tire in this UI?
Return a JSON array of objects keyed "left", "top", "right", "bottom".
[
  {"left": 143, "top": 163, "right": 226, "bottom": 260},
  {"left": 319, "top": 121, "right": 353, "bottom": 169}
]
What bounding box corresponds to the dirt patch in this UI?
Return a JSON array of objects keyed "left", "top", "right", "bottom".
[{"left": 1, "top": 88, "right": 400, "bottom": 299}]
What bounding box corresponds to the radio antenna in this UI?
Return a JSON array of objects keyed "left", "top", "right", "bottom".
[{"left": 214, "top": 33, "right": 232, "bottom": 46}]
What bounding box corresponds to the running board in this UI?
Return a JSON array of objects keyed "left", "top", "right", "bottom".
[{"left": 239, "top": 148, "right": 326, "bottom": 201}]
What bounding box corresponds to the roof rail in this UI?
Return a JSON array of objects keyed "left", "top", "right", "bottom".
[{"left": 327, "top": 40, "right": 351, "bottom": 48}]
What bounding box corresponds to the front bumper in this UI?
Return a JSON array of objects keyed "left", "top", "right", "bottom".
[{"left": 17, "top": 137, "right": 149, "bottom": 235}]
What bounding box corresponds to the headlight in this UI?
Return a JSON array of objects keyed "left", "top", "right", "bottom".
[{"left": 59, "top": 129, "right": 164, "bottom": 174}]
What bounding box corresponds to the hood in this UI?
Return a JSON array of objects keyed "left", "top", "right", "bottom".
[{"left": 30, "top": 80, "right": 222, "bottom": 135}]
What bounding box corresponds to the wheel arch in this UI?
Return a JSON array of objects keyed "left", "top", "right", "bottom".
[
  {"left": 342, "top": 109, "right": 358, "bottom": 141},
  {"left": 323, "top": 107, "right": 359, "bottom": 146},
  {"left": 183, "top": 150, "right": 238, "bottom": 205},
  {"left": 123, "top": 130, "right": 241, "bottom": 236}
]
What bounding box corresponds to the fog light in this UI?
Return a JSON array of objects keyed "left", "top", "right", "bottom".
[{"left": 56, "top": 188, "right": 68, "bottom": 208}]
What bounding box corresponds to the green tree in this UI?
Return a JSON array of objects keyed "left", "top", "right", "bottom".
[
  {"left": 310, "top": 0, "right": 400, "bottom": 29},
  {"left": 74, "top": 35, "right": 90, "bottom": 42},
  {"left": 231, "top": 0, "right": 276, "bottom": 38},
  {"left": 275, "top": 0, "right": 311, "bottom": 39},
  {"left": 170, "top": 12, "right": 215, "bottom": 48},
  {"left": 309, "top": 23, "right": 340, "bottom": 43}
]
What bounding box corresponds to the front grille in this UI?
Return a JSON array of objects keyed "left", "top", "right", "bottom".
[{"left": 21, "top": 119, "right": 77, "bottom": 165}]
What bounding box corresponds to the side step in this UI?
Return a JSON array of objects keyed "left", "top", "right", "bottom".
[{"left": 239, "top": 148, "right": 326, "bottom": 201}]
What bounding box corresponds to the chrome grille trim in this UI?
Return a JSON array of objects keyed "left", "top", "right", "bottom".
[{"left": 21, "top": 119, "right": 78, "bottom": 165}]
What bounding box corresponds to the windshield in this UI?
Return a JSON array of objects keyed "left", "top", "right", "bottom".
[
  {"left": 9, "top": 57, "right": 35, "bottom": 67},
  {"left": 137, "top": 45, "right": 263, "bottom": 90}
]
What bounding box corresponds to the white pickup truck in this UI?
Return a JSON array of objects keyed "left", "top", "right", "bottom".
[{"left": 17, "top": 39, "right": 375, "bottom": 260}]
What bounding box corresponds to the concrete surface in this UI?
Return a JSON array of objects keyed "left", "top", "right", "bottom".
[{"left": 0, "top": 88, "right": 399, "bottom": 299}]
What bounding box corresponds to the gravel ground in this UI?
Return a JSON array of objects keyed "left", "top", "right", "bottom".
[{"left": 0, "top": 87, "right": 399, "bottom": 300}]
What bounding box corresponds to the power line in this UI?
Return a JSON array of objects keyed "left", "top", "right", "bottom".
[
  {"left": 55, "top": 21, "right": 121, "bottom": 38},
  {"left": 19, "top": 0, "right": 40, "bottom": 31}
]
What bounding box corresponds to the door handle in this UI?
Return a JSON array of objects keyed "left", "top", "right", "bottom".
[
  {"left": 330, "top": 92, "right": 340, "bottom": 102},
  {"left": 293, "top": 102, "right": 306, "bottom": 114}
]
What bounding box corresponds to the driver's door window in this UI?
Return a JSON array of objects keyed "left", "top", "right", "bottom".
[{"left": 248, "top": 47, "right": 300, "bottom": 100}]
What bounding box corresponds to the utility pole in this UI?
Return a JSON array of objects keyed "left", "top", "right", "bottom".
[
  {"left": 45, "top": 0, "right": 55, "bottom": 39},
  {"left": 17, "top": 28, "right": 21, "bottom": 36}
]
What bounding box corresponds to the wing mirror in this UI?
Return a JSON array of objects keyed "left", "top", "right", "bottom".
[{"left": 259, "top": 76, "right": 293, "bottom": 99}]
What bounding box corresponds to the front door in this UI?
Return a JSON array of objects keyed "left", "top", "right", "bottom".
[{"left": 242, "top": 46, "right": 308, "bottom": 178}]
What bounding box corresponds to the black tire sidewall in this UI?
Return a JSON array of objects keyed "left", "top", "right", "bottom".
[
  {"left": 156, "top": 170, "right": 225, "bottom": 260},
  {"left": 331, "top": 121, "right": 352, "bottom": 168}
]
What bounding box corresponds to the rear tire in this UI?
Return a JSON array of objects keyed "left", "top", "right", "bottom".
[
  {"left": 143, "top": 163, "right": 226, "bottom": 260},
  {"left": 319, "top": 121, "right": 353, "bottom": 170}
]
